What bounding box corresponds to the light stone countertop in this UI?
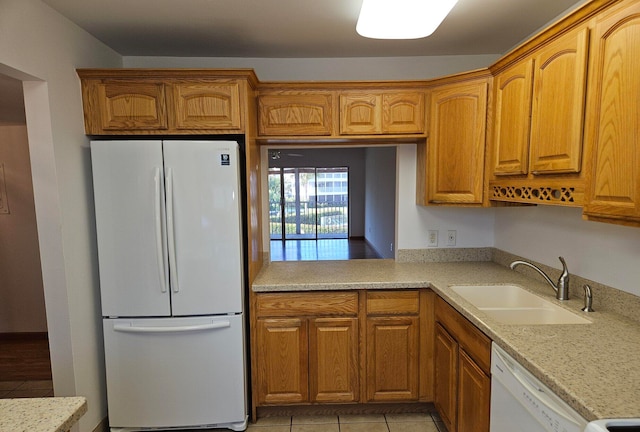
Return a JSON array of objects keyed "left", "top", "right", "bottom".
[
  {"left": 252, "top": 259, "right": 640, "bottom": 421},
  {"left": 0, "top": 397, "right": 87, "bottom": 432}
]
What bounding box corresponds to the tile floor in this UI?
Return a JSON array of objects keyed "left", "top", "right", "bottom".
[
  {"left": 247, "top": 413, "right": 447, "bottom": 432},
  {"left": 0, "top": 380, "right": 54, "bottom": 398}
]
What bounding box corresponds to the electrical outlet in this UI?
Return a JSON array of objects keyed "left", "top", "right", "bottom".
[
  {"left": 428, "top": 230, "right": 438, "bottom": 247},
  {"left": 390, "top": 243, "right": 394, "bottom": 252},
  {"left": 447, "top": 230, "right": 457, "bottom": 246}
]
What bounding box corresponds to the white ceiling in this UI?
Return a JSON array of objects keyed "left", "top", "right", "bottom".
[{"left": 40, "top": 0, "right": 586, "bottom": 58}]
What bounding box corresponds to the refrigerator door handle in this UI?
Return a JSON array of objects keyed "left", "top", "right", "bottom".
[
  {"left": 165, "top": 167, "right": 180, "bottom": 293},
  {"left": 154, "top": 167, "right": 168, "bottom": 293},
  {"left": 113, "top": 321, "right": 231, "bottom": 334}
]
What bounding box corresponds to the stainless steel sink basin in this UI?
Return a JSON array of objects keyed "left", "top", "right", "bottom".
[{"left": 450, "top": 284, "right": 590, "bottom": 325}]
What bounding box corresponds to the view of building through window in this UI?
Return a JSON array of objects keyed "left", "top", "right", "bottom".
[{"left": 268, "top": 167, "right": 348, "bottom": 240}]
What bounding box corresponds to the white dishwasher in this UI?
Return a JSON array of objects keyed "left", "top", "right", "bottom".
[{"left": 490, "top": 343, "right": 588, "bottom": 432}]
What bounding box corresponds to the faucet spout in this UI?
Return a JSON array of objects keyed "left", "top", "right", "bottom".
[{"left": 509, "top": 256, "right": 570, "bottom": 301}]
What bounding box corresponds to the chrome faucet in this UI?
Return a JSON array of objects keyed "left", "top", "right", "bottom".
[{"left": 509, "top": 256, "right": 570, "bottom": 301}]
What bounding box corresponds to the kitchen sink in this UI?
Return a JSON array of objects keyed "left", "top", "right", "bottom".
[{"left": 449, "top": 284, "right": 590, "bottom": 325}]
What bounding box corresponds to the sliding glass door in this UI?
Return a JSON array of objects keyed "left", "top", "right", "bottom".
[{"left": 268, "top": 167, "right": 348, "bottom": 240}]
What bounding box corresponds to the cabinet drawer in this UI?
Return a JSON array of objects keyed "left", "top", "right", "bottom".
[
  {"left": 256, "top": 292, "right": 358, "bottom": 317},
  {"left": 366, "top": 291, "right": 420, "bottom": 315},
  {"left": 435, "top": 296, "right": 491, "bottom": 374}
]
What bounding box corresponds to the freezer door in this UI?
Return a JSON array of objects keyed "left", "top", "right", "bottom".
[
  {"left": 163, "top": 141, "right": 244, "bottom": 316},
  {"left": 103, "top": 315, "right": 247, "bottom": 430},
  {"left": 91, "top": 140, "right": 170, "bottom": 317}
]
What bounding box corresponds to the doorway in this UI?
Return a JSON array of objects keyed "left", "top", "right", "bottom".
[
  {"left": 268, "top": 167, "right": 349, "bottom": 240},
  {"left": 0, "top": 73, "right": 52, "bottom": 397}
]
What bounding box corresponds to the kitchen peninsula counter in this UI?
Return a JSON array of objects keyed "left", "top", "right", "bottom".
[
  {"left": 252, "top": 259, "right": 640, "bottom": 422},
  {"left": 0, "top": 397, "right": 87, "bottom": 432}
]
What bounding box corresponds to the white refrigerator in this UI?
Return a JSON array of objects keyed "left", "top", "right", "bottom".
[{"left": 91, "top": 140, "right": 247, "bottom": 432}]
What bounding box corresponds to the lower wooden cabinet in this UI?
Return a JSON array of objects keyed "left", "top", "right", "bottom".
[
  {"left": 309, "top": 317, "right": 359, "bottom": 403},
  {"left": 457, "top": 349, "right": 491, "bottom": 432},
  {"left": 434, "top": 323, "right": 458, "bottom": 431},
  {"left": 434, "top": 297, "right": 491, "bottom": 432},
  {"left": 256, "top": 318, "right": 309, "bottom": 404},
  {"left": 253, "top": 290, "right": 433, "bottom": 407},
  {"left": 365, "top": 290, "right": 421, "bottom": 402}
]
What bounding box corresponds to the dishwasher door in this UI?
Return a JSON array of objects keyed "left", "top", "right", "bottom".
[{"left": 490, "top": 343, "right": 587, "bottom": 432}]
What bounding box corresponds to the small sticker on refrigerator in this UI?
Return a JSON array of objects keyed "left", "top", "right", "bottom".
[{"left": 221, "top": 154, "right": 230, "bottom": 166}]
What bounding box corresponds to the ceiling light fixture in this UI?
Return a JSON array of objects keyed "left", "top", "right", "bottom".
[{"left": 356, "top": 0, "right": 459, "bottom": 40}]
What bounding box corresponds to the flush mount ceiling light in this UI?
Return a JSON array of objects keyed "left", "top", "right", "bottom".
[{"left": 356, "top": 0, "right": 459, "bottom": 40}]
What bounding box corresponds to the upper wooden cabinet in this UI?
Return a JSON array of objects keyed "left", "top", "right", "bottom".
[
  {"left": 170, "top": 81, "right": 241, "bottom": 130},
  {"left": 77, "top": 70, "right": 257, "bottom": 135},
  {"left": 488, "top": 25, "right": 591, "bottom": 207},
  {"left": 340, "top": 93, "right": 382, "bottom": 135},
  {"left": 257, "top": 84, "right": 427, "bottom": 140},
  {"left": 583, "top": 0, "right": 640, "bottom": 227},
  {"left": 492, "top": 26, "right": 589, "bottom": 178},
  {"left": 258, "top": 93, "right": 333, "bottom": 136},
  {"left": 417, "top": 73, "right": 490, "bottom": 206},
  {"left": 529, "top": 27, "right": 589, "bottom": 174},
  {"left": 492, "top": 59, "right": 534, "bottom": 176},
  {"left": 340, "top": 92, "right": 425, "bottom": 135},
  {"left": 93, "top": 81, "right": 168, "bottom": 131}
]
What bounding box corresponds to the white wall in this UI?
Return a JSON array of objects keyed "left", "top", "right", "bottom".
[
  {"left": 364, "top": 147, "right": 396, "bottom": 258},
  {"left": 397, "top": 145, "right": 495, "bottom": 249},
  {"left": 0, "top": 124, "right": 47, "bottom": 333},
  {"left": 495, "top": 206, "right": 640, "bottom": 297},
  {"left": 123, "top": 55, "right": 500, "bottom": 81},
  {"left": 0, "top": 0, "right": 122, "bottom": 430}
]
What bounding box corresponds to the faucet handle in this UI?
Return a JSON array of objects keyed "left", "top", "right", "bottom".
[
  {"left": 558, "top": 256, "right": 568, "bottom": 275},
  {"left": 581, "top": 284, "right": 594, "bottom": 312}
]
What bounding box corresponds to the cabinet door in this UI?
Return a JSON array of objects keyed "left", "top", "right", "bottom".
[
  {"left": 97, "top": 81, "right": 167, "bottom": 131},
  {"left": 583, "top": 0, "right": 640, "bottom": 224},
  {"left": 492, "top": 59, "right": 534, "bottom": 175},
  {"left": 382, "top": 92, "right": 425, "bottom": 134},
  {"left": 340, "top": 93, "right": 383, "bottom": 135},
  {"left": 427, "top": 80, "right": 488, "bottom": 204},
  {"left": 171, "top": 82, "right": 241, "bottom": 130},
  {"left": 366, "top": 316, "right": 419, "bottom": 401},
  {"left": 434, "top": 323, "right": 458, "bottom": 432},
  {"left": 529, "top": 27, "right": 589, "bottom": 174},
  {"left": 256, "top": 318, "right": 309, "bottom": 404},
  {"left": 457, "top": 349, "right": 490, "bottom": 432},
  {"left": 258, "top": 94, "right": 333, "bottom": 136},
  {"left": 309, "top": 317, "right": 359, "bottom": 403}
]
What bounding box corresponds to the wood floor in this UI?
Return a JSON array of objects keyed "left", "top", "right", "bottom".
[
  {"left": 0, "top": 333, "right": 53, "bottom": 398},
  {"left": 270, "top": 238, "right": 382, "bottom": 261}
]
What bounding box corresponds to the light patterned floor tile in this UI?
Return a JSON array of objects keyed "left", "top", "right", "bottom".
[
  {"left": 339, "top": 414, "right": 386, "bottom": 423},
  {"left": 388, "top": 421, "right": 439, "bottom": 432},
  {"left": 385, "top": 413, "right": 432, "bottom": 423},
  {"left": 291, "top": 424, "right": 339, "bottom": 432},
  {"left": 252, "top": 417, "right": 292, "bottom": 426},
  {"left": 340, "top": 422, "right": 389, "bottom": 432},
  {"left": 292, "top": 415, "right": 338, "bottom": 425},
  {"left": 246, "top": 425, "right": 290, "bottom": 432}
]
